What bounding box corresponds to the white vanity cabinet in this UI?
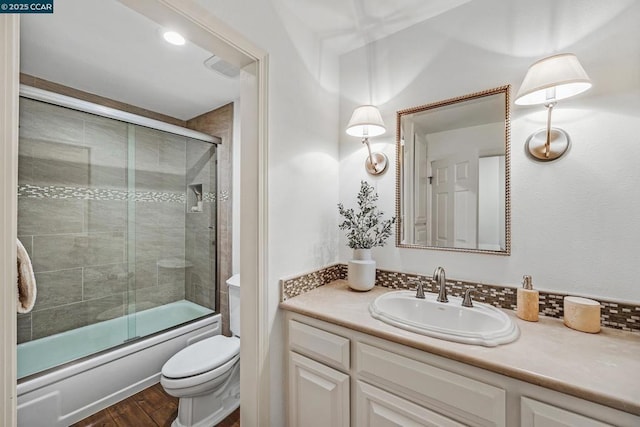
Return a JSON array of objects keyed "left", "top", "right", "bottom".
[
  {"left": 285, "top": 312, "right": 639, "bottom": 427},
  {"left": 288, "top": 320, "right": 351, "bottom": 427},
  {"left": 287, "top": 315, "right": 504, "bottom": 426}
]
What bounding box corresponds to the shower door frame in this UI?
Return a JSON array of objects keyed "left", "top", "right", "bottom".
[
  {"left": 19, "top": 85, "right": 220, "bottom": 144},
  {"left": 0, "top": 2, "right": 270, "bottom": 425}
]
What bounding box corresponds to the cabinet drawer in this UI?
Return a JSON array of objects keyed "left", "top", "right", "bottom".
[
  {"left": 356, "top": 380, "right": 465, "bottom": 427},
  {"left": 356, "top": 342, "right": 505, "bottom": 426},
  {"left": 289, "top": 320, "right": 350, "bottom": 371},
  {"left": 521, "top": 397, "right": 613, "bottom": 427}
]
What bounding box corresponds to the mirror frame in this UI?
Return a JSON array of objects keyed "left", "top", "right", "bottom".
[{"left": 395, "top": 85, "right": 511, "bottom": 255}]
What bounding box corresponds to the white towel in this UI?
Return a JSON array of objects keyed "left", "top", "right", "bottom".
[{"left": 17, "top": 238, "right": 37, "bottom": 313}]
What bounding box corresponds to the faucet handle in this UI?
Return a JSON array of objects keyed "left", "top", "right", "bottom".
[
  {"left": 462, "top": 289, "right": 474, "bottom": 307},
  {"left": 409, "top": 280, "right": 426, "bottom": 299}
]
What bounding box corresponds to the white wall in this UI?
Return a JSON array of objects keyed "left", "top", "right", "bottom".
[
  {"left": 339, "top": 0, "right": 640, "bottom": 302},
  {"left": 195, "top": 1, "right": 341, "bottom": 425}
]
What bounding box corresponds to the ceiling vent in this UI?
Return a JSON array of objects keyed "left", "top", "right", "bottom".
[{"left": 204, "top": 55, "right": 241, "bottom": 79}]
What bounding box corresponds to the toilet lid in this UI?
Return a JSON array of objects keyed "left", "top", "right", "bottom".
[{"left": 162, "top": 335, "right": 240, "bottom": 379}]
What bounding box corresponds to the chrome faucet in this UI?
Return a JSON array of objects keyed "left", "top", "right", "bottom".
[
  {"left": 434, "top": 266, "right": 448, "bottom": 303},
  {"left": 462, "top": 289, "right": 474, "bottom": 307},
  {"left": 409, "top": 280, "right": 426, "bottom": 299}
]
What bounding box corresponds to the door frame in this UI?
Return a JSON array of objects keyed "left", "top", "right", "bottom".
[
  {"left": 0, "top": 14, "right": 20, "bottom": 427},
  {"left": 0, "top": 1, "right": 270, "bottom": 425}
]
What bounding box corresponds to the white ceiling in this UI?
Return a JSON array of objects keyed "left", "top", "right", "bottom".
[
  {"left": 20, "top": 0, "right": 241, "bottom": 121},
  {"left": 20, "top": 0, "right": 473, "bottom": 120},
  {"left": 275, "top": 0, "right": 472, "bottom": 54}
]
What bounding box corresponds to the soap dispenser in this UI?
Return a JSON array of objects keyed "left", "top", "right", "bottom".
[{"left": 516, "top": 275, "right": 539, "bottom": 322}]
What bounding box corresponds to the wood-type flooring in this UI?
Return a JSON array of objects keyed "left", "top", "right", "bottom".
[{"left": 71, "top": 383, "right": 240, "bottom": 427}]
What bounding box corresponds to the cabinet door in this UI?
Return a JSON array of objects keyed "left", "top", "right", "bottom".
[
  {"left": 356, "top": 381, "right": 465, "bottom": 427},
  {"left": 521, "top": 397, "right": 613, "bottom": 427},
  {"left": 288, "top": 352, "right": 349, "bottom": 427}
]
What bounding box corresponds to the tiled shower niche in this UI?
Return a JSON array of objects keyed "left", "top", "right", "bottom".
[{"left": 17, "top": 98, "right": 217, "bottom": 343}]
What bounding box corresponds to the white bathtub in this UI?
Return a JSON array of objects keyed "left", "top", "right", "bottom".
[{"left": 17, "top": 300, "right": 219, "bottom": 427}]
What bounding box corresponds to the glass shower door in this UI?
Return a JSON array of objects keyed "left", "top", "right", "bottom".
[
  {"left": 17, "top": 96, "right": 216, "bottom": 379},
  {"left": 126, "top": 126, "right": 217, "bottom": 339},
  {"left": 17, "top": 99, "right": 133, "bottom": 376},
  {"left": 128, "top": 124, "right": 188, "bottom": 337}
]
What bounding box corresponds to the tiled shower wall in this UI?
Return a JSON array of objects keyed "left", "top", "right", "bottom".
[
  {"left": 184, "top": 140, "right": 217, "bottom": 310},
  {"left": 187, "top": 104, "right": 234, "bottom": 336},
  {"left": 17, "top": 99, "right": 192, "bottom": 343}
]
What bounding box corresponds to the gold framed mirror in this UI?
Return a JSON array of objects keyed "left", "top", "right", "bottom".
[{"left": 395, "top": 85, "right": 511, "bottom": 255}]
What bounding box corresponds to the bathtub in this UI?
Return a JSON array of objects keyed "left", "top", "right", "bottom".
[{"left": 17, "top": 300, "right": 219, "bottom": 427}]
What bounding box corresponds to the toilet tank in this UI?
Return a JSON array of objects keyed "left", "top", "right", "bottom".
[{"left": 226, "top": 274, "right": 240, "bottom": 337}]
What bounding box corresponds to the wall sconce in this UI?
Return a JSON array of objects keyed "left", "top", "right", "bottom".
[
  {"left": 515, "top": 53, "right": 592, "bottom": 161},
  {"left": 346, "top": 105, "right": 388, "bottom": 175}
]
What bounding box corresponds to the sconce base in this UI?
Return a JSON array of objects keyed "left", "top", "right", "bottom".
[
  {"left": 525, "top": 127, "right": 570, "bottom": 161},
  {"left": 365, "top": 152, "right": 389, "bottom": 175}
]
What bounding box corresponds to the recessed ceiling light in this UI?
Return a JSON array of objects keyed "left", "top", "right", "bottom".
[{"left": 163, "top": 31, "right": 185, "bottom": 46}]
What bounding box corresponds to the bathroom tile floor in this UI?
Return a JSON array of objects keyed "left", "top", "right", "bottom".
[{"left": 71, "top": 383, "right": 240, "bottom": 427}]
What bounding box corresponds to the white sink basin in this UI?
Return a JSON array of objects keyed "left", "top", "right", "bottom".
[{"left": 369, "top": 291, "right": 519, "bottom": 347}]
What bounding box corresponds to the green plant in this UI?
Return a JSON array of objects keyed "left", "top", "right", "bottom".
[{"left": 338, "top": 181, "right": 396, "bottom": 249}]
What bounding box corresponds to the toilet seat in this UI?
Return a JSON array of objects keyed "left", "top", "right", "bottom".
[
  {"left": 161, "top": 354, "right": 239, "bottom": 393},
  {"left": 162, "top": 335, "right": 240, "bottom": 379}
]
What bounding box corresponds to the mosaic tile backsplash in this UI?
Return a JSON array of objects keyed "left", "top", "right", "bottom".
[
  {"left": 281, "top": 264, "right": 640, "bottom": 333},
  {"left": 281, "top": 264, "right": 346, "bottom": 301}
]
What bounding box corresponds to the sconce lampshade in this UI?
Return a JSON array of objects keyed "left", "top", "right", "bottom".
[
  {"left": 346, "top": 105, "right": 388, "bottom": 175},
  {"left": 515, "top": 53, "right": 592, "bottom": 162},
  {"left": 515, "top": 53, "right": 592, "bottom": 105},
  {"left": 346, "top": 105, "right": 386, "bottom": 137}
]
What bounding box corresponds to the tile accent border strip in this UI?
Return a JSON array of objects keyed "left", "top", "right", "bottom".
[
  {"left": 281, "top": 264, "right": 639, "bottom": 333},
  {"left": 18, "top": 184, "right": 187, "bottom": 203},
  {"left": 18, "top": 184, "right": 223, "bottom": 205}
]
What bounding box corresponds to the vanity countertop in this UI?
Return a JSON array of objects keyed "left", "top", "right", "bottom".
[{"left": 279, "top": 280, "right": 640, "bottom": 415}]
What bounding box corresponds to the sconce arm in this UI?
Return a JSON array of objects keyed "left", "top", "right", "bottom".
[
  {"left": 362, "top": 137, "right": 378, "bottom": 170},
  {"left": 543, "top": 102, "right": 557, "bottom": 159}
]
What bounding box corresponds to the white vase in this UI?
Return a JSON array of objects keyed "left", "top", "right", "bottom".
[{"left": 347, "top": 249, "right": 376, "bottom": 291}]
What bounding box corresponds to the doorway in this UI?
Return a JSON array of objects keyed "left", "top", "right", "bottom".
[{"left": 0, "top": 1, "right": 268, "bottom": 425}]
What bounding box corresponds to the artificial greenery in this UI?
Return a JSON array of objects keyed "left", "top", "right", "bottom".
[{"left": 338, "top": 181, "right": 396, "bottom": 249}]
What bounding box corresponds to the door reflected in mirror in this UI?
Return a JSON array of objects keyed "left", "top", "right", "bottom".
[{"left": 396, "top": 85, "right": 510, "bottom": 255}]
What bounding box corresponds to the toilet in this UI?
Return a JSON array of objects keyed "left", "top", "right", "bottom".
[{"left": 161, "top": 274, "right": 241, "bottom": 427}]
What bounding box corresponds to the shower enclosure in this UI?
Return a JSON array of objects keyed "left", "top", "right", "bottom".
[{"left": 16, "top": 86, "right": 219, "bottom": 379}]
